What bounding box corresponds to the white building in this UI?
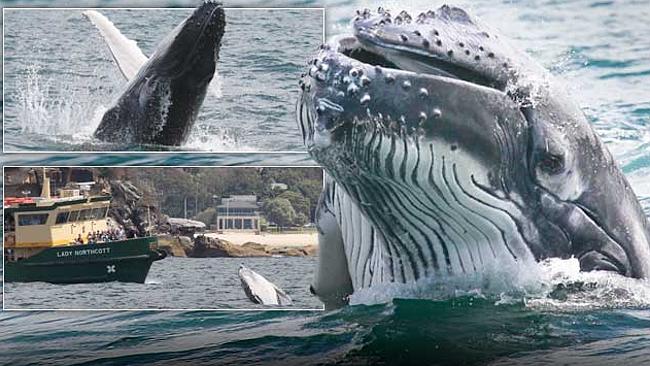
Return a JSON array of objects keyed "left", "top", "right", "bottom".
[{"left": 216, "top": 195, "right": 261, "bottom": 231}]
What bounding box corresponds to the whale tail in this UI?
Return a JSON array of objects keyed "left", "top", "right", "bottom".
[{"left": 82, "top": 10, "right": 147, "bottom": 81}]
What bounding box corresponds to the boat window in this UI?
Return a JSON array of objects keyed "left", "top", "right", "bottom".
[
  {"left": 55, "top": 211, "right": 70, "bottom": 224},
  {"left": 79, "top": 209, "right": 93, "bottom": 221},
  {"left": 68, "top": 210, "right": 80, "bottom": 222},
  {"left": 18, "top": 213, "right": 49, "bottom": 226},
  {"left": 91, "top": 207, "right": 106, "bottom": 219}
]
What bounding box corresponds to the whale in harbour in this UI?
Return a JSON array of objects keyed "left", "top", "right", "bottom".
[
  {"left": 84, "top": 1, "right": 225, "bottom": 146},
  {"left": 297, "top": 6, "right": 650, "bottom": 308},
  {"left": 238, "top": 265, "right": 293, "bottom": 306}
]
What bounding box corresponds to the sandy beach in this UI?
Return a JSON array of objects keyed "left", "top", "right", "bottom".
[{"left": 204, "top": 231, "right": 318, "bottom": 247}]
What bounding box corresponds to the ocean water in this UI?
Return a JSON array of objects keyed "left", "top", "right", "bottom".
[
  {"left": 4, "top": 257, "right": 321, "bottom": 310},
  {"left": 1, "top": 0, "right": 650, "bottom": 365},
  {"left": 3, "top": 8, "right": 323, "bottom": 153}
]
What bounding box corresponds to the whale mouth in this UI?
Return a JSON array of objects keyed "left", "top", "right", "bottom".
[{"left": 338, "top": 35, "right": 503, "bottom": 92}]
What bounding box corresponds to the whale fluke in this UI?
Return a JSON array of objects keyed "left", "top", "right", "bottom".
[
  {"left": 238, "top": 265, "right": 293, "bottom": 306},
  {"left": 82, "top": 10, "right": 147, "bottom": 81}
]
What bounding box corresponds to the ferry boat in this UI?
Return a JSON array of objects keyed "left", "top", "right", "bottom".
[{"left": 4, "top": 173, "right": 167, "bottom": 284}]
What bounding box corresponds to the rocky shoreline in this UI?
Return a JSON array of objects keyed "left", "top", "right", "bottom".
[{"left": 157, "top": 234, "right": 318, "bottom": 258}]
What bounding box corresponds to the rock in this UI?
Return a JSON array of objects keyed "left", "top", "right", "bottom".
[
  {"left": 189, "top": 238, "right": 319, "bottom": 258},
  {"left": 190, "top": 235, "right": 270, "bottom": 258},
  {"left": 178, "top": 236, "right": 194, "bottom": 253},
  {"left": 267, "top": 245, "right": 318, "bottom": 257},
  {"left": 303, "top": 244, "right": 318, "bottom": 256},
  {"left": 241, "top": 242, "right": 268, "bottom": 252},
  {"left": 157, "top": 234, "right": 189, "bottom": 257},
  {"left": 167, "top": 218, "right": 206, "bottom": 235},
  {"left": 108, "top": 180, "right": 164, "bottom": 237}
]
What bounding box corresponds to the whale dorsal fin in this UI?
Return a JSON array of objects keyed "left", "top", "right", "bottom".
[{"left": 82, "top": 10, "right": 148, "bottom": 81}]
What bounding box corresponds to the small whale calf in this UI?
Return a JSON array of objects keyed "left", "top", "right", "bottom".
[
  {"left": 85, "top": 1, "right": 225, "bottom": 146},
  {"left": 238, "top": 265, "right": 293, "bottom": 306}
]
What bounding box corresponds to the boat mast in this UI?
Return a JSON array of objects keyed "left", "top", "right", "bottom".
[{"left": 40, "top": 167, "right": 51, "bottom": 199}]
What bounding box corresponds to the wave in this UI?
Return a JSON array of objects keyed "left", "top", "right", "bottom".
[{"left": 349, "top": 257, "right": 650, "bottom": 311}]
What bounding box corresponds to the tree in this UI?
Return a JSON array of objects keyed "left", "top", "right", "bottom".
[
  {"left": 295, "top": 179, "right": 322, "bottom": 221},
  {"left": 263, "top": 198, "right": 295, "bottom": 231},
  {"left": 278, "top": 191, "right": 310, "bottom": 219},
  {"left": 294, "top": 212, "right": 308, "bottom": 227},
  {"left": 194, "top": 207, "right": 217, "bottom": 226}
]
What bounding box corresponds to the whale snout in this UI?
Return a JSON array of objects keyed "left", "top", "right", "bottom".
[
  {"left": 156, "top": 1, "right": 225, "bottom": 79},
  {"left": 301, "top": 49, "right": 433, "bottom": 136}
]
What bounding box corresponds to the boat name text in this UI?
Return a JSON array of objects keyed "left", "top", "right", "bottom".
[{"left": 56, "top": 247, "right": 111, "bottom": 257}]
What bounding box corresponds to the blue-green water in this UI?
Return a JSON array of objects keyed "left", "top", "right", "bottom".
[
  {"left": 2, "top": 0, "right": 650, "bottom": 365},
  {"left": 4, "top": 257, "right": 321, "bottom": 310}
]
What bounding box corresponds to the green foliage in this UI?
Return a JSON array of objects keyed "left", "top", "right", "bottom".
[
  {"left": 294, "top": 212, "right": 308, "bottom": 227},
  {"left": 295, "top": 179, "right": 322, "bottom": 220},
  {"left": 194, "top": 207, "right": 217, "bottom": 226},
  {"left": 278, "top": 191, "right": 310, "bottom": 218},
  {"left": 263, "top": 198, "right": 296, "bottom": 230},
  {"left": 117, "top": 167, "right": 322, "bottom": 222}
]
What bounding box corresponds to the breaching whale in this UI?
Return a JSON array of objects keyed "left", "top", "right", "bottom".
[
  {"left": 85, "top": 1, "right": 225, "bottom": 146},
  {"left": 238, "top": 265, "right": 293, "bottom": 306},
  {"left": 297, "top": 6, "right": 650, "bottom": 308}
]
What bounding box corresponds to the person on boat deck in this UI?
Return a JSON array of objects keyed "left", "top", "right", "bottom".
[{"left": 76, "top": 234, "right": 84, "bottom": 245}]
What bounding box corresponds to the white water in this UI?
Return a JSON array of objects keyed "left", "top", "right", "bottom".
[
  {"left": 14, "top": 66, "right": 245, "bottom": 151},
  {"left": 16, "top": 66, "right": 106, "bottom": 144},
  {"left": 349, "top": 257, "right": 650, "bottom": 310}
]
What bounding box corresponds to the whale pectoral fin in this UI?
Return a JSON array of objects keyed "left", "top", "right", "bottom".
[
  {"left": 82, "top": 10, "right": 148, "bottom": 81},
  {"left": 312, "top": 179, "right": 353, "bottom": 310}
]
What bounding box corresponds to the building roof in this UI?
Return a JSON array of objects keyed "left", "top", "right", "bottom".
[{"left": 217, "top": 200, "right": 260, "bottom": 210}]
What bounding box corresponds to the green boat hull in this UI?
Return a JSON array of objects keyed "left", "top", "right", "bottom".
[{"left": 4, "top": 237, "right": 167, "bottom": 284}]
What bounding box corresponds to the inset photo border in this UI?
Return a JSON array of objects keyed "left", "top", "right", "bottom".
[
  {"left": 3, "top": 166, "right": 325, "bottom": 311},
  {"left": 2, "top": 7, "right": 325, "bottom": 154}
]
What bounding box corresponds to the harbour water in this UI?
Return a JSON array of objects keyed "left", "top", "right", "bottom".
[
  {"left": 4, "top": 256, "right": 321, "bottom": 310},
  {"left": 1, "top": 0, "right": 650, "bottom": 365}
]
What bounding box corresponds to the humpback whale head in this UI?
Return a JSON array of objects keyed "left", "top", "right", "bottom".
[
  {"left": 94, "top": 1, "right": 226, "bottom": 146},
  {"left": 298, "top": 6, "right": 650, "bottom": 282},
  {"left": 150, "top": 0, "right": 225, "bottom": 85}
]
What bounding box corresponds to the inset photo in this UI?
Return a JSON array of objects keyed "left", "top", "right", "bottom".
[
  {"left": 2, "top": 5, "right": 323, "bottom": 152},
  {"left": 3, "top": 166, "right": 323, "bottom": 310}
]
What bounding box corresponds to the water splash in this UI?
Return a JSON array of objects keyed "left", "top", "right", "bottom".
[
  {"left": 349, "top": 257, "right": 650, "bottom": 311},
  {"left": 184, "top": 126, "right": 255, "bottom": 152},
  {"left": 526, "top": 258, "right": 650, "bottom": 311},
  {"left": 16, "top": 66, "right": 106, "bottom": 144},
  {"left": 207, "top": 69, "right": 222, "bottom": 98}
]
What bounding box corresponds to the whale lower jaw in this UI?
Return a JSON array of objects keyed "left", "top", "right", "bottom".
[{"left": 317, "top": 136, "right": 537, "bottom": 291}]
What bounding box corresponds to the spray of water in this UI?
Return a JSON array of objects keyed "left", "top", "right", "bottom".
[
  {"left": 16, "top": 65, "right": 106, "bottom": 144},
  {"left": 14, "top": 65, "right": 245, "bottom": 151},
  {"left": 349, "top": 257, "right": 650, "bottom": 310}
]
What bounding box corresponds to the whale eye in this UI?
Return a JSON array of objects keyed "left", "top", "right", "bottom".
[{"left": 537, "top": 153, "right": 564, "bottom": 175}]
